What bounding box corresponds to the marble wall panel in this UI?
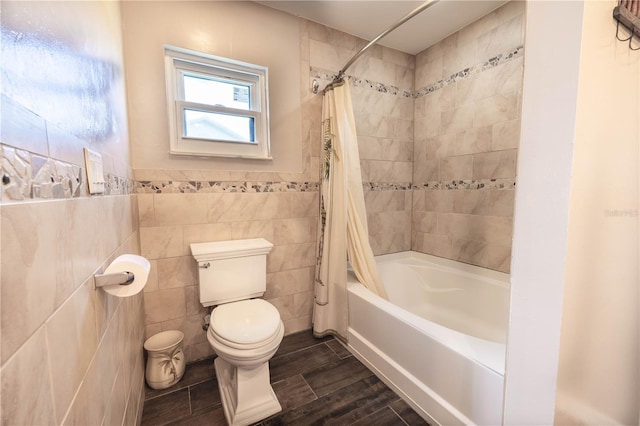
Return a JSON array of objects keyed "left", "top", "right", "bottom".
[
  {"left": 440, "top": 155, "right": 474, "bottom": 181},
  {"left": 411, "top": 1, "right": 524, "bottom": 272},
  {"left": 0, "top": 196, "right": 144, "bottom": 425},
  {"left": 472, "top": 149, "right": 518, "bottom": 179},
  {"left": 456, "top": 57, "right": 524, "bottom": 106},
  {"left": 415, "top": 49, "right": 444, "bottom": 90},
  {"left": 413, "top": 159, "right": 440, "bottom": 183},
  {"left": 45, "top": 279, "right": 99, "bottom": 421},
  {"left": 139, "top": 189, "right": 320, "bottom": 362},
  {"left": 365, "top": 190, "right": 412, "bottom": 256},
  {"left": 442, "top": 33, "right": 477, "bottom": 77},
  {"left": 0, "top": 327, "right": 55, "bottom": 425},
  {"left": 477, "top": 15, "right": 524, "bottom": 63},
  {"left": 492, "top": 118, "right": 522, "bottom": 151},
  {"left": 474, "top": 93, "right": 520, "bottom": 128}
]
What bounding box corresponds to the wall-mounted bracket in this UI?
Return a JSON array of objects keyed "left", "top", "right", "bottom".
[
  {"left": 94, "top": 271, "right": 135, "bottom": 288},
  {"left": 613, "top": 2, "right": 640, "bottom": 50}
]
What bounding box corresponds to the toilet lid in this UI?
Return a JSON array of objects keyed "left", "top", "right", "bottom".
[{"left": 211, "top": 299, "right": 281, "bottom": 344}]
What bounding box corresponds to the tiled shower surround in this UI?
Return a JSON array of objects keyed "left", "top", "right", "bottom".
[
  {"left": 311, "top": 0, "right": 524, "bottom": 271},
  {"left": 411, "top": 0, "right": 524, "bottom": 272}
]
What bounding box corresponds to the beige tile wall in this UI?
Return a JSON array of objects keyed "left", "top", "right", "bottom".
[
  {"left": 0, "top": 2, "right": 145, "bottom": 424},
  {"left": 412, "top": 1, "right": 525, "bottom": 272},
  {"left": 0, "top": 194, "right": 145, "bottom": 425},
  {"left": 309, "top": 21, "right": 416, "bottom": 255},
  {"left": 139, "top": 191, "right": 319, "bottom": 362}
]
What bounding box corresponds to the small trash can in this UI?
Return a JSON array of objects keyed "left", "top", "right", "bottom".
[{"left": 144, "top": 330, "right": 186, "bottom": 390}]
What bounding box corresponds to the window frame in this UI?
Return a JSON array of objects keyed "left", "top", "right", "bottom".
[{"left": 164, "top": 45, "right": 271, "bottom": 160}]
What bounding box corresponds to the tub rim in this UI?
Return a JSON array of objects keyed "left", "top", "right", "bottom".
[{"left": 347, "top": 251, "right": 509, "bottom": 376}]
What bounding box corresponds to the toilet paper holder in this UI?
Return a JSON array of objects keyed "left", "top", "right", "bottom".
[
  {"left": 94, "top": 271, "right": 135, "bottom": 288},
  {"left": 94, "top": 254, "right": 150, "bottom": 297}
]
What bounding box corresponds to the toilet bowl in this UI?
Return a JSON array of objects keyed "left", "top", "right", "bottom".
[
  {"left": 208, "top": 299, "right": 284, "bottom": 367},
  {"left": 190, "top": 239, "right": 283, "bottom": 425},
  {"left": 208, "top": 299, "right": 284, "bottom": 425}
]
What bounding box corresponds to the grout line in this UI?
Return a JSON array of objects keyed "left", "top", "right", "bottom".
[
  {"left": 388, "top": 404, "right": 411, "bottom": 426},
  {"left": 300, "top": 375, "right": 319, "bottom": 401},
  {"left": 271, "top": 340, "right": 328, "bottom": 361}
]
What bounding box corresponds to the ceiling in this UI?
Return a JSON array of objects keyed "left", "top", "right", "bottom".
[{"left": 258, "top": 1, "right": 509, "bottom": 55}]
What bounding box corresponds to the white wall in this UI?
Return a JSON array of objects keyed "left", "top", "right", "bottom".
[
  {"left": 504, "top": 2, "right": 584, "bottom": 424},
  {"left": 556, "top": 1, "right": 639, "bottom": 424},
  {"left": 506, "top": 1, "right": 640, "bottom": 424}
]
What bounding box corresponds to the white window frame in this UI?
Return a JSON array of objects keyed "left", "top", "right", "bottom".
[{"left": 164, "top": 45, "right": 271, "bottom": 159}]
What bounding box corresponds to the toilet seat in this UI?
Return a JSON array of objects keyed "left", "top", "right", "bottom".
[
  {"left": 209, "top": 320, "right": 283, "bottom": 351},
  {"left": 210, "top": 299, "right": 282, "bottom": 348}
]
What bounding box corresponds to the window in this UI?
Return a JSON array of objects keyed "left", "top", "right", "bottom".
[{"left": 164, "top": 46, "right": 271, "bottom": 159}]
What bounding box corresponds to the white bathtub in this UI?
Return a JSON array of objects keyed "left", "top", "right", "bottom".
[{"left": 346, "top": 251, "right": 510, "bottom": 425}]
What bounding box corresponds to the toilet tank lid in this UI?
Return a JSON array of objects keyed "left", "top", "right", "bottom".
[{"left": 190, "top": 238, "right": 273, "bottom": 261}]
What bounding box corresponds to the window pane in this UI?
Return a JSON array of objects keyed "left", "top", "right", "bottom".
[
  {"left": 183, "top": 109, "right": 255, "bottom": 143},
  {"left": 183, "top": 74, "right": 251, "bottom": 110}
]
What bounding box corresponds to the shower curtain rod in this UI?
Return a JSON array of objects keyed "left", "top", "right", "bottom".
[{"left": 320, "top": 0, "right": 440, "bottom": 94}]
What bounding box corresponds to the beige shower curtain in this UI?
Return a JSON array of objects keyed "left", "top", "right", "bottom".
[{"left": 313, "top": 79, "right": 387, "bottom": 341}]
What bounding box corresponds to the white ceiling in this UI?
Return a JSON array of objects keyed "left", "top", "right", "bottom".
[{"left": 258, "top": 1, "right": 509, "bottom": 55}]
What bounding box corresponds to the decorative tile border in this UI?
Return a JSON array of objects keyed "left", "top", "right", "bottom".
[
  {"left": 311, "top": 68, "right": 413, "bottom": 98},
  {"left": 311, "top": 46, "right": 523, "bottom": 100},
  {"left": 412, "top": 178, "right": 516, "bottom": 191},
  {"left": 363, "top": 182, "right": 412, "bottom": 191},
  {"left": 1, "top": 144, "right": 134, "bottom": 203},
  {"left": 135, "top": 180, "right": 319, "bottom": 194},
  {"left": 135, "top": 179, "right": 514, "bottom": 194},
  {"left": 414, "top": 47, "right": 523, "bottom": 98}
]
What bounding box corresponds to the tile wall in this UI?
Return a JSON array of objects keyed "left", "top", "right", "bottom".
[
  {"left": 412, "top": 1, "right": 525, "bottom": 272},
  {"left": 137, "top": 187, "right": 319, "bottom": 362},
  {"left": 1, "top": 194, "right": 144, "bottom": 426},
  {"left": 0, "top": 1, "right": 145, "bottom": 425},
  {"left": 309, "top": 22, "right": 416, "bottom": 255}
]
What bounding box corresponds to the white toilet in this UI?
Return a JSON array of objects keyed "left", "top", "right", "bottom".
[{"left": 190, "top": 238, "right": 283, "bottom": 426}]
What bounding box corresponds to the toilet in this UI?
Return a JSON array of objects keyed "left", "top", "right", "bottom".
[{"left": 190, "top": 238, "right": 283, "bottom": 426}]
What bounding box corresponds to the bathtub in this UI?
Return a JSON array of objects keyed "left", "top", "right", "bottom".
[{"left": 346, "top": 251, "right": 510, "bottom": 425}]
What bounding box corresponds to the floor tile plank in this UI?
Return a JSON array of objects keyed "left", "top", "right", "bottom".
[
  {"left": 390, "top": 399, "right": 432, "bottom": 425},
  {"left": 351, "top": 406, "right": 408, "bottom": 426},
  {"left": 270, "top": 343, "right": 340, "bottom": 383},
  {"left": 144, "top": 357, "right": 216, "bottom": 400},
  {"left": 273, "top": 331, "right": 332, "bottom": 358},
  {"left": 164, "top": 405, "right": 227, "bottom": 426},
  {"left": 190, "top": 379, "right": 222, "bottom": 415},
  {"left": 302, "top": 355, "right": 373, "bottom": 397},
  {"left": 141, "top": 331, "right": 426, "bottom": 426},
  {"left": 272, "top": 374, "right": 318, "bottom": 412},
  {"left": 141, "top": 388, "right": 191, "bottom": 426},
  {"left": 325, "top": 339, "right": 352, "bottom": 359},
  {"left": 263, "top": 375, "right": 400, "bottom": 425}
]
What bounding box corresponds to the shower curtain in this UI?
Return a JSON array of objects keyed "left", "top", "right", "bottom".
[{"left": 313, "top": 79, "right": 387, "bottom": 340}]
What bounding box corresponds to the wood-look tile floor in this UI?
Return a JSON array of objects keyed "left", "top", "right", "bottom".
[{"left": 141, "top": 331, "right": 431, "bottom": 426}]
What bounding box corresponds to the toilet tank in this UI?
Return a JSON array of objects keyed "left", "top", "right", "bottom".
[{"left": 190, "top": 238, "right": 273, "bottom": 307}]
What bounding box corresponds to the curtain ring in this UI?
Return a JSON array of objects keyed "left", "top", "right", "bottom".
[
  {"left": 616, "top": 20, "right": 634, "bottom": 42},
  {"left": 630, "top": 27, "right": 640, "bottom": 50}
]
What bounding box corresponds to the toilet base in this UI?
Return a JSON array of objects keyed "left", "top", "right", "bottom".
[{"left": 214, "top": 357, "right": 282, "bottom": 426}]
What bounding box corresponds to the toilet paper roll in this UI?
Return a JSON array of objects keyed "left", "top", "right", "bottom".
[{"left": 102, "top": 254, "right": 151, "bottom": 298}]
